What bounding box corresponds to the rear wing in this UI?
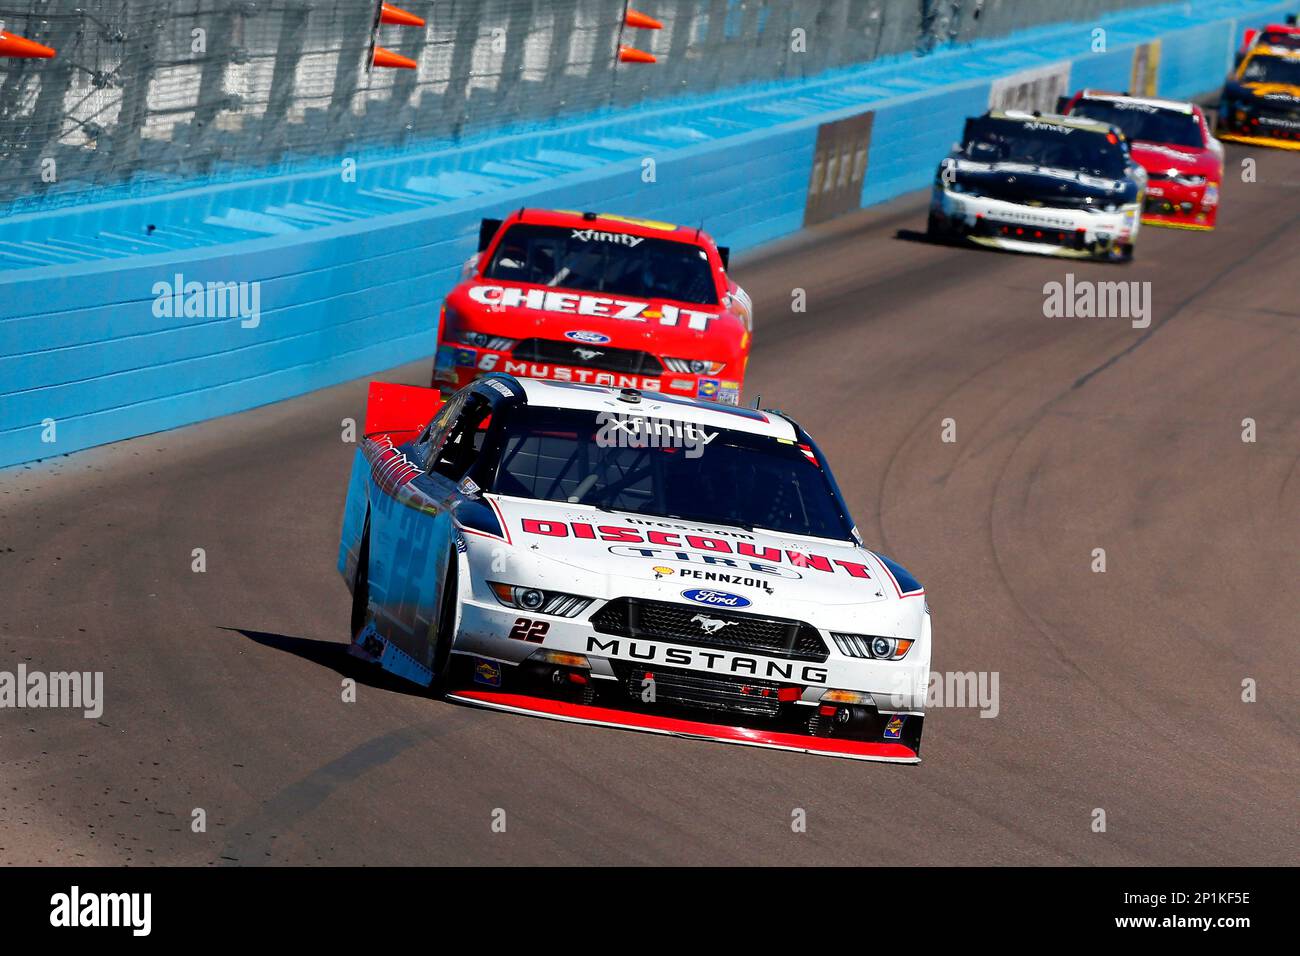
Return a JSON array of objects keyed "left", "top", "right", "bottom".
[
  {"left": 364, "top": 382, "right": 443, "bottom": 444},
  {"left": 477, "top": 217, "right": 503, "bottom": 252}
]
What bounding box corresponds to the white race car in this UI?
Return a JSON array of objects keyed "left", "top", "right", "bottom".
[
  {"left": 929, "top": 110, "right": 1148, "bottom": 262},
  {"left": 339, "top": 375, "right": 931, "bottom": 762}
]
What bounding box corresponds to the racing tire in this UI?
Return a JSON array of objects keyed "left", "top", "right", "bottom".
[
  {"left": 926, "top": 211, "right": 949, "bottom": 243},
  {"left": 349, "top": 515, "right": 372, "bottom": 639},
  {"left": 1112, "top": 242, "right": 1135, "bottom": 264},
  {"left": 427, "top": 550, "right": 459, "bottom": 694}
]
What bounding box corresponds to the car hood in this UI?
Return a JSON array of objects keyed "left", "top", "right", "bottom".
[
  {"left": 446, "top": 278, "right": 746, "bottom": 352},
  {"left": 950, "top": 160, "right": 1134, "bottom": 201},
  {"left": 473, "top": 496, "right": 922, "bottom": 627},
  {"left": 1128, "top": 141, "right": 1220, "bottom": 177}
]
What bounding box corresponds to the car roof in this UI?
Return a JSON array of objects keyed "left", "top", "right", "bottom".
[
  {"left": 509, "top": 377, "right": 799, "bottom": 440},
  {"left": 510, "top": 208, "right": 712, "bottom": 244},
  {"left": 1077, "top": 90, "right": 1196, "bottom": 114},
  {"left": 988, "top": 110, "right": 1115, "bottom": 134}
]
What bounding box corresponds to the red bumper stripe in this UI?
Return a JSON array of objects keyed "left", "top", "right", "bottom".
[{"left": 449, "top": 690, "right": 919, "bottom": 761}]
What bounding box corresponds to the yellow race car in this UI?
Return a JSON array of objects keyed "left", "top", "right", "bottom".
[{"left": 1217, "top": 44, "right": 1300, "bottom": 150}]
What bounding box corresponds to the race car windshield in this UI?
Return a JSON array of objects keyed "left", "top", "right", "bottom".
[
  {"left": 483, "top": 224, "right": 719, "bottom": 306},
  {"left": 477, "top": 405, "right": 854, "bottom": 542},
  {"left": 1257, "top": 31, "right": 1300, "bottom": 50},
  {"left": 1069, "top": 101, "right": 1203, "bottom": 148},
  {"left": 1240, "top": 54, "right": 1300, "bottom": 85},
  {"left": 960, "top": 117, "right": 1128, "bottom": 178}
]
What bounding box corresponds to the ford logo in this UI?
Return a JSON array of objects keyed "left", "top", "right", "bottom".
[
  {"left": 681, "top": 588, "right": 751, "bottom": 609},
  {"left": 565, "top": 330, "right": 611, "bottom": 345}
]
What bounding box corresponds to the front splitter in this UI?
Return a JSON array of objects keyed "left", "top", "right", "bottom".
[{"left": 447, "top": 689, "right": 921, "bottom": 763}]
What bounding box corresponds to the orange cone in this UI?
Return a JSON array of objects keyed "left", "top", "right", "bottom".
[
  {"left": 0, "top": 31, "right": 56, "bottom": 59},
  {"left": 372, "top": 45, "right": 417, "bottom": 69},
  {"left": 380, "top": 3, "right": 425, "bottom": 28},
  {"left": 625, "top": 10, "right": 663, "bottom": 30},
  {"left": 618, "top": 45, "right": 656, "bottom": 64}
]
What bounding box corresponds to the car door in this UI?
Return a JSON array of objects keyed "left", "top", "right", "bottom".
[{"left": 365, "top": 388, "right": 493, "bottom": 679}]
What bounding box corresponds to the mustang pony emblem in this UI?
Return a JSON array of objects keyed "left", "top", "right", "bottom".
[
  {"left": 572, "top": 347, "right": 604, "bottom": 361},
  {"left": 690, "top": 614, "right": 735, "bottom": 635}
]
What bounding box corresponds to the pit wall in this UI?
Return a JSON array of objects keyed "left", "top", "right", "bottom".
[{"left": 1, "top": 0, "right": 1291, "bottom": 467}]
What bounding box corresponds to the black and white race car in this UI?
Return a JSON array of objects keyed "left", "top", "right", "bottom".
[
  {"left": 928, "top": 110, "right": 1148, "bottom": 261},
  {"left": 338, "top": 375, "right": 931, "bottom": 762}
]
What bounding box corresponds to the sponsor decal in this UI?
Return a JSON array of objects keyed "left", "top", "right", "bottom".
[
  {"left": 678, "top": 567, "right": 774, "bottom": 594},
  {"left": 473, "top": 658, "right": 503, "bottom": 687},
  {"left": 500, "top": 360, "right": 661, "bottom": 391},
  {"left": 571, "top": 228, "right": 644, "bottom": 246},
  {"left": 586, "top": 636, "right": 829, "bottom": 685},
  {"left": 458, "top": 475, "right": 481, "bottom": 497},
  {"left": 518, "top": 519, "right": 872, "bottom": 578},
  {"left": 651, "top": 565, "right": 674, "bottom": 576},
  {"left": 681, "top": 588, "right": 751, "bottom": 609},
  {"left": 454, "top": 347, "right": 477, "bottom": 366},
  {"left": 467, "top": 284, "right": 715, "bottom": 331},
  {"left": 884, "top": 714, "right": 906, "bottom": 740},
  {"left": 564, "top": 330, "right": 611, "bottom": 345},
  {"left": 690, "top": 614, "right": 736, "bottom": 634},
  {"left": 610, "top": 546, "right": 803, "bottom": 578},
  {"left": 596, "top": 412, "right": 716, "bottom": 458},
  {"left": 699, "top": 378, "right": 719, "bottom": 397}
]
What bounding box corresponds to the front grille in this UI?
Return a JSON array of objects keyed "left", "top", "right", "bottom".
[
  {"left": 512, "top": 338, "right": 663, "bottom": 374},
  {"left": 973, "top": 219, "right": 1088, "bottom": 248},
  {"left": 1144, "top": 197, "right": 1195, "bottom": 216},
  {"left": 614, "top": 662, "right": 784, "bottom": 718},
  {"left": 590, "top": 597, "right": 829, "bottom": 662}
]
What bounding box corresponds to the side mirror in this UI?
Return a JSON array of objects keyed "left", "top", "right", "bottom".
[
  {"left": 717, "top": 246, "right": 730, "bottom": 270},
  {"left": 477, "top": 218, "right": 502, "bottom": 253}
]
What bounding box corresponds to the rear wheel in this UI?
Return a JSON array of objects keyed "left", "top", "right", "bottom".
[{"left": 349, "top": 516, "right": 371, "bottom": 639}]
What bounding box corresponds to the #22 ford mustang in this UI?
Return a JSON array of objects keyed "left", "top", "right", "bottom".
[
  {"left": 338, "top": 375, "right": 931, "bottom": 762},
  {"left": 433, "top": 209, "right": 753, "bottom": 406}
]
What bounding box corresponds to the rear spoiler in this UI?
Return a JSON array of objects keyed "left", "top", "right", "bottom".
[
  {"left": 477, "top": 217, "right": 503, "bottom": 253},
  {"left": 364, "top": 382, "right": 443, "bottom": 443}
]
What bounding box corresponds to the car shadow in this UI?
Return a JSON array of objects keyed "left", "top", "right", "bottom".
[
  {"left": 894, "top": 227, "right": 938, "bottom": 245},
  {"left": 222, "top": 627, "right": 432, "bottom": 698}
]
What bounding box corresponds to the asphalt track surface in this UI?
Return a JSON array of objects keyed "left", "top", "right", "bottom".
[{"left": 2, "top": 145, "right": 1297, "bottom": 867}]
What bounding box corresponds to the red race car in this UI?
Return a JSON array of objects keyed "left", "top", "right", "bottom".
[
  {"left": 1060, "top": 90, "right": 1224, "bottom": 231},
  {"left": 1236, "top": 17, "right": 1300, "bottom": 62},
  {"left": 432, "top": 209, "right": 753, "bottom": 405}
]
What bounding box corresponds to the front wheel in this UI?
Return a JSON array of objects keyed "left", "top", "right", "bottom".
[
  {"left": 427, "top": 552, "right": 459, "bottom": 693},
  {"left": 926, "top": 211, "right": 949, "bottom": 242}
]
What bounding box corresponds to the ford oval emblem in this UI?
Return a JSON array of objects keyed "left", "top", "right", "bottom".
[
  {"left": 565, "top": 330, "right": 611, "bottom": 345},
  {"left": 681, "top": 588, "right": 751, "bottom": 609}
]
